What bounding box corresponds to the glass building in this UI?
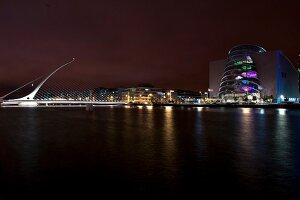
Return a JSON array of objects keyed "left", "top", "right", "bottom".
[
  {"left": 219, "top": 45, "right": 266, "bottom": 99},
  {"left": 209, "top": 44, "right": 300, "bottom": 103}
]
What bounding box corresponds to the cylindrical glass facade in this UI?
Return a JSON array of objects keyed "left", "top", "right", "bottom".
[{"left": 218, "top": 45, "right": 266, "bottom": 99}]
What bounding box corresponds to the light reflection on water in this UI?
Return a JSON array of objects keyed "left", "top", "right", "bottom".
[
  {"left": 163, "top": 106, "right": 175, "bottom": 153},
  {"left": 259, "top": 108, "right": 265, "bottom": 115},
  {"left": 236, "top": 107, "right": 262, "bottom": 193},
  {"left": 18, "top": 110, "right": 40, "bottom": 185},
  {"left": 274, "top": 109, "right": 293, "bottom": 186},
  {"left": 278, "top": 108, "right": 287, "bottom": 116},
  {"left": 0, "top": 107, "right": 299, "bottom": 199}
]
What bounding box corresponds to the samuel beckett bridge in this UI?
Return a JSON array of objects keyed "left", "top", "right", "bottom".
[{"left": 0, "top": 58, "right": 124, "bottom": 107}]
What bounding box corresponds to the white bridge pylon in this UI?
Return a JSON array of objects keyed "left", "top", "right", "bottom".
[
  {"left": 1, "top": 58, "right": 75, "bottom": 106},
  {"left": 18, "top": 58, "right": 75, "bottom": 101},
  {"left": 0, "top": 58, "right": 124, "bottom": 107}
]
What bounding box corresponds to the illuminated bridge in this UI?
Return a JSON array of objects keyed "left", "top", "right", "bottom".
[{"left": 0, "top": 58, "right": 125, "bottom": 107}]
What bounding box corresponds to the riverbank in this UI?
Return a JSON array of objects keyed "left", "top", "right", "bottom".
[
  {"left": 1, "top": 102, "right": 300, "bottom": 109},
  {"left": 141, "top": 103, "right": 300, "bottom": 109}
]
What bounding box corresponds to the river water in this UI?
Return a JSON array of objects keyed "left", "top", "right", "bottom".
[{"left": 0, "top": 106, "right": 299, "bottom": 199}]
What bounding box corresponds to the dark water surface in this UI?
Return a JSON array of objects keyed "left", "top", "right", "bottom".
[{"left": 0, "top": 106, "right": 300, "bottom": 199}]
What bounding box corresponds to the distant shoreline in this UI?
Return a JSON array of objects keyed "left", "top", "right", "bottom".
[
  {"left": 140, "top": 103, "right": 300, "bottom": 109},
  {"left": 1, "top": 103, "right": 300, "bottom": 109}
]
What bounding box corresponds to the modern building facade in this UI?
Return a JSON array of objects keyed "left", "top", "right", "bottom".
[
  {"left": 209, "top": 45, "right": 300, "bottom": 103},
  {"left": 219, "top": 45, "right": 265, "bottom": 99},
  {"left": 122, "top": 87, "right": 161, "bottom": 104},
  {"left": 298, "top": 54, "right": 300, "bottom": 93},
  {"left": 121, "top": 86, "right": 202, "bottom": 105}
]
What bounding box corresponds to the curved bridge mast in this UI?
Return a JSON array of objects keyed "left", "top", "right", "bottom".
[
  {"left": 17, "top": 58, "right": 75, "bottom": 100},
  {"left": 0, "top": 58, "right": 75, "bottom": 106},
  {"left": 0, "top": 58, "right": 125, "bottom": 107}
]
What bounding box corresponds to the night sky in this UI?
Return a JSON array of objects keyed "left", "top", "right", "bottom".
[{"left": 0, "top": 0, "right": 299, "bottom": 96}]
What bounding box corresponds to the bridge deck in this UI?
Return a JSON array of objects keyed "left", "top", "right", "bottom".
[{"left": 1, "top": 100, "right": 125, "bottom": 107}]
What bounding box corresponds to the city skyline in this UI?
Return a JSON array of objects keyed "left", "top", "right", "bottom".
[{"left": 0, "top": 0, "right": 299, "bottom": 95}]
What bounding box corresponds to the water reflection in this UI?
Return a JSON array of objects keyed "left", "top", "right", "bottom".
[
  {"left": 194, "top": 107, "right": 205, "bottom": 160},
  {"left": 137, "top": 105, "right": 143, "bottom": 109},
  {"left": 16, "top": 109, "right": 40, "bottom": 191},
  {"left": 163, "top": 106, "right": 176, "bottom": 161},
  {"left": 241, "top": 107, "right": 251, "bottom": 114},
  {"left": 146, "top": 105, "right": 153, "bottom": 110},
  {"left": 274, "top": 109, "right": 292, "bottom": 172},
  {"left": 0, "top": 107, "right": 299, "bottom": 199},
  {"left": 236, "top": 108, "right": 260, "bottom": 190},
  {"left": 196, "top": 107, "right": 203, "bottom": 112},
  {"left": 88, "top": 111, "right": 98, "bottom": 133},
  {"left": 259, "top": 108, "right": 265, "bottom": 115},
  {"left": 278, "top": 108, "right": 286, "bottom": 116},
  {"left": 164, "top": 106, "right": 173, "bottom": 111}
]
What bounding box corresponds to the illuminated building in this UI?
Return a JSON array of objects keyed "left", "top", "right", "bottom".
[
  {"left": 122, "top": 86, "right": 162, "bottom": 104},
  {"left": 175, "top": 89, "right": 202, "bottom": 104},
  {"left": 219, "top": 45, "right": 265, "bottom": 99},
  {"left": 121, "top": 86, "right": 202, "bottom": 104},
  {"left": 209, "top": 45, "right": 300, "bottom": 103},
  {"left": 298, "top": 54, "right": 300, "bottom": 93},
  {"left": 93, "top": 87, "right": 122, "bottom": 102}
]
